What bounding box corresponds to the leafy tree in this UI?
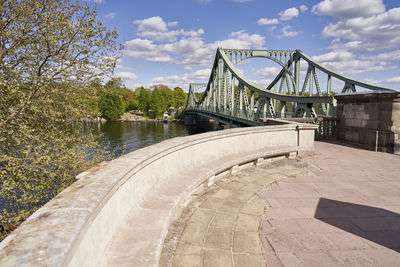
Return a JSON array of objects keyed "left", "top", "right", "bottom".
[
  {"left": 128, "top": 99, "right": 139, "bottom": 111},
  {"left": 150, "top": 89, "right": 166, "bottom": 119},
  {"left": 98, "top": 93, "right": 124, "bottom": 120},
  {"left": 136, "top": 86, "right": 151, "bottom": 114},
  {"left": 120, "top": 87, "right": 136, "bottom": 111},
  {"left": 173, "top": 87, "right": 187, "bottom": 108},
  {"left": 0, "top": 0, "right": 119, "bottom": 227},
  {"left": 157, "top": 85, "right": 174, "bottom": 109}
]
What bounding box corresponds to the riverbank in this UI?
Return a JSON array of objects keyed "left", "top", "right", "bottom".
[{"left": 86, "top": 112, "right": 183, "bottom": 123}]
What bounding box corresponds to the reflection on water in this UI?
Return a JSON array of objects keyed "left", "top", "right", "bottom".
[{"left": 90, "top": 121, "right": 218, "bottom": 156}]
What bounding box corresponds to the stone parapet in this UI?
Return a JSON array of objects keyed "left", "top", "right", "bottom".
[
  {"left": 0, "top": 121, "right": 317, "bottom": 267},
  {"left": 335, "top": 92, "right": 400, "bottom": 154}
]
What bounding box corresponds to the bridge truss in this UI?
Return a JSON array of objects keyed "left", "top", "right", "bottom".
[{"left": 186, "top": 48, "right": 397, "bottom": 126}]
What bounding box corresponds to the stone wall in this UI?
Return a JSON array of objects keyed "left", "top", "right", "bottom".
[
  {"left": 0, "top": 121, "right": 317, "bottom": 266},
  {"left": 335, "top": 92, "right": 400, "bottom": 154}
]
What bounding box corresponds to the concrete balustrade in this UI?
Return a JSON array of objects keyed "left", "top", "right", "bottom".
[{"left": 0, "top": 121, "right": 317, "bottom": 267}]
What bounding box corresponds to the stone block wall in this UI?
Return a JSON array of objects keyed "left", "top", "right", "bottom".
[{"left": 335, "top": 92, "right": 400, "bottom": 154}]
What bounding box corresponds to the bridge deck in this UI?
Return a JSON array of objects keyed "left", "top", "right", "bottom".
[{"left": 160, "top": 141, "right": 400, "bottom": 267}]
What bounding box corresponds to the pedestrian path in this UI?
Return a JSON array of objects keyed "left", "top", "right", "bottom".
[{"left": 160, "top": 142, "right": 400, "bottom": 267}]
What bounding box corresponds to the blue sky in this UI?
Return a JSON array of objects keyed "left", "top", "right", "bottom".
[{"left": 88, "top": 0, "right": 400, "bottom": 92}]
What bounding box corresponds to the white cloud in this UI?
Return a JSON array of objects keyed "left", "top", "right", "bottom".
[
  {"left": 311, "top": 50, "right": 395, "bottom": 75},
  {"left": 312, "top": 0, "right": 385, "bottom": 18},
  {"left": 115, "top": 71, "right": 137, "bottom": 80},
  {"left": 196, "top": 0, "right": 212, "bottom": 3},
  {"left": 93, "top": 0, "right": 103, "bottom": 3},
  {"left": 258, "top": 18, "right": 279, "bottom": 25},
  {"left": 383, "top": 77, "right": 400, "bottom": 83},
  {"left": 105, "top": 12, "right": 116, "bottom": 19},
  {"left": 168, "top": 21, "right": 178, "bottom": 27},
  {"left": 151, "top": 68, "right": 211, "bottom": 89},
  {"left": 300, "top": 5, "right": 308, "bottom": 12},
  {"left": 278, "top": 25, "right": 301, "bottom": 38},
  {"left": 312, "top": 0, "right": 400, "bottom": 51},
  {"left": 134, "top": 16, "right": 168, "bottom": 32},
  {"left": 133, "top": 17, "right": 204, "bottom": 42},
  {"left": 124, "top": 18, "right": 266, "bottom": 69},
  {"left": 254, "top": 67, "right": 281, "bottom": 79},
  {"left": 116, "top": 65, "right": 132, "bottom": 71},
  {"left": 278, "top": 7, "right": 299, "bottom": 21}
]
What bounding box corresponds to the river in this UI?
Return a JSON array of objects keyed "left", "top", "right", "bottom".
[{"left": 90, "top": 120, "right": 219, "bottom": 157}]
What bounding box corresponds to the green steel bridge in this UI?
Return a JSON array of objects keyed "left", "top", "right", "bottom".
[{"left": 185, "top": 48, "right": 398, "bottom": 126}]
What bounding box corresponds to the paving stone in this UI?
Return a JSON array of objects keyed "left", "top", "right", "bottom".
[
  {"left": 188, "top": 208, "right": 215, "bottom": 225},
  {"left": 276, "top": 252, "right": 304, "bottom": 267},
  {"left": 210, "top": 212, "right": 237, "bottom": 228},
  {"left": 172, "top": 254, "right": 202, "bottom": 267},
  {"left": 268, "top": 219, "right": 304, "bottom": 234},
  {"left": 362, "top": 248, "right": 400, "bottom": 267},
  {"left": 240, "top": 202, "right": 265, "bottom": 216},
  {"left": 233, "top": 231, "right": 261, "bottom": 253},
  {"left": 218, "top": 181, "right": 247, "bottom": 191},
  {"left": 295, "top": 251, "right": 338, "bottom": 267},
  {"left": 264, "top": 231, "right": 305, "bottom": 252},
  {"left": 233, "top": 253, "right": 265, "bottom": 267},
  {"left": 328, "top": 250, "right": 377, "bottom": 267},
  {"left": 235, "top": 214, "right": 260, "bottom": 232},
  {"left": 324, "top": 232, "right": 370, "bottom": 250},
  {"left": 161, "top": 142, "right": 400, "bottom": 267},
  {"left": 213, "top": 189, "right": 237, "bottom": 199},
  {"left": 200, "top": 197, "right": 225, "bottom": 210},
  {"left": 180, "top": 223, "right": 207, "bottom": 245},
  {"left": 265, "top": 207, "right": 304, "bottom": 220},
  {"left": 263, "top": 251, "right": 284, "bottom": 267},
  {"left": 202, "top": 248, "right": 233, "bottom": 267},
  {"left": 294, "top": 233, "right": 338, "bottom": 251},
  {"left": 204, "top": 227, "right": 232, "bottom": 249},
  {"left": 295, "top": 218, "right": 338, "bottom": 233},
  {"left": 174, "top": 243, "right": 202, "bottom": 256},
  {"left": 217, "top": 199, "right": 243, "bottom": 213}
]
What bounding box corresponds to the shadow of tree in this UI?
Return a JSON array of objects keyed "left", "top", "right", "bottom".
[{"left": 315, "top": 198, "right": 400, "bottom": 252}]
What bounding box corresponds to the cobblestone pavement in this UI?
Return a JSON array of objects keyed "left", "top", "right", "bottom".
[{"left": 160, "top": 141, "right": 400, "bottom": 267}]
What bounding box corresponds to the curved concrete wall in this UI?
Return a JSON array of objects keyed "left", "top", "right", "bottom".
[{"left": 0, "top": 122, "right": 317, "bottom": 266}]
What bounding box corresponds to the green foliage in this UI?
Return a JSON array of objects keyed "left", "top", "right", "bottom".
[
  {"left": 173, "top": 87, "right": 187, "bottom": 108},
  {"left": 195, "top": 91, "right": 206, "bottom": 100},
  {"left": 99, "top": 93, "right": 124, "bottom": 120},
  {"left": 98, "top": 78, "right": 125, "bottom": 120},
  {"left": 120, "top": 87, "right": 136, "bottom": 111},
  {"left": 150, "top": 89, "right": 166, "bottom": 119},
  {"left": 0, "top": 0, "right": 119, "bottom": 226},
  {"left": 136, "top": 87, "right": 151, "bottom": 114}
]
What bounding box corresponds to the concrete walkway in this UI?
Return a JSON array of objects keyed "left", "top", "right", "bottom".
[{"left": 161, "top": 142, "right": 400, "bottom": 266}]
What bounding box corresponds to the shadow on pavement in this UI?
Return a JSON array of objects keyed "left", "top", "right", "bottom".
[{"left": 315, "top": 198, "right": 400, "bottom": 252}]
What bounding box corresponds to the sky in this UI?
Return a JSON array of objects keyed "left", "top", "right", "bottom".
[{"left": 86, "top": 0, "right": 400, "bottom": 92}]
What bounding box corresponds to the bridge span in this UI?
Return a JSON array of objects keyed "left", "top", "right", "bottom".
[{"left": 185, "top": 48, "right": 398, "bottom": 127}]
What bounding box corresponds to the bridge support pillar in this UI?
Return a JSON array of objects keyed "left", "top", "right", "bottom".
[
  {"left": 335, "top": 93, "right": 400, "bottom": 154},
  {"left": 184, "top": 114, "right": 196, "bottom": 125}
]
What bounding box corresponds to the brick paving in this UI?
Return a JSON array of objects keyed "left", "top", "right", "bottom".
[{"left": 161, "top": 141, "right": 400, "bottom": 266}]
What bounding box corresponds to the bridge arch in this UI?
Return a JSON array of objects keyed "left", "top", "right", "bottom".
[{"left": 186, "top": 48, "right": 399, "bottom": 126}]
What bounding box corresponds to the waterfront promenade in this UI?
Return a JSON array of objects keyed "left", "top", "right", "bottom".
[{"left": 161, "top": 141, "right": 400, "bottom": 267}]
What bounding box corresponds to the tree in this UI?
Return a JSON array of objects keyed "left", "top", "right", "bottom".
[
  {"left": 120, "top": 87, "right": 136, "bottom": 111},
  {"left": 0, "top": 0, "right": 119, "bottom": 227},
  {"left": 173, "top": 87, "right": 188, "bottom": 108},
  {"left": 156, "top": 85, "right": 174, "bottom": 109},
  {"left": 149, "top": 89, "right": 166, "bottom": 119},
  {"left": 136, "top": 86, "right": 151, "bottom": 114},
  {"left": 99, "top": 93, "right": 124, "bottom": 120}
]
